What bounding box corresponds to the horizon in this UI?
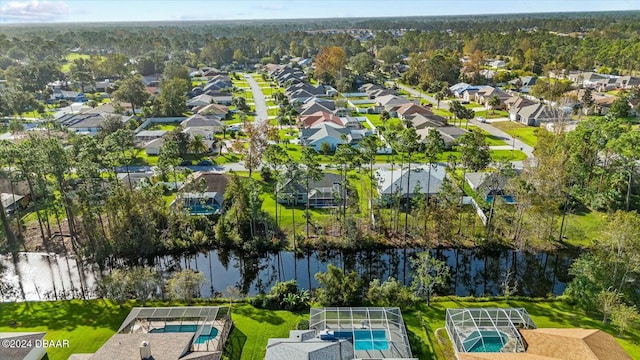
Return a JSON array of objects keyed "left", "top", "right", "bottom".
[{"left": 1, "top": 0, "right": 639, "bottom": 25}]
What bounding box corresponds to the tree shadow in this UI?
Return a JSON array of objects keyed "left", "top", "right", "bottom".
[
  {"left": 222, "top": 326, "right": 247, "bottom": 360},
  {"left": 232, "top": 305, "right": 285, "bottom": 326}
]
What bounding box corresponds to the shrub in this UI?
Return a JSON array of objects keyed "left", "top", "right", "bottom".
[{"left": 296, "top": 319, "right": 310, "bottom": 330}]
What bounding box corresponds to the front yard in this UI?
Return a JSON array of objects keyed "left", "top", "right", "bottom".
[{"left": 490, "top": 121, "right": 539, "bottom": 146}]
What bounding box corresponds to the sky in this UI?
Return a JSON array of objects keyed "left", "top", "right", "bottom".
[{"left": 0, "top": 0, "right": 639, "bottom": 24}]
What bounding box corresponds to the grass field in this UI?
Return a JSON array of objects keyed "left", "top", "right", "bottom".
[
  {"left": 0, "top": 298, "right": 636, "bottom": 360},
  {"left": 474, "top": 109, "right": 509, "bottom": 119},
  {"left": 490, "top": 121, "right": 540, "bottom": 146},
  {"left": 466, "top": 125, "right": 509, "bottom": 146},
  {"left": 60, "top": 53, "right": 100, "bottom": 73}
]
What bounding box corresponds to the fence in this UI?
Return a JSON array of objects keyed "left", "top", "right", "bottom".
[{"left": 135, "top": 117, "right": 187, "bottom": 133}]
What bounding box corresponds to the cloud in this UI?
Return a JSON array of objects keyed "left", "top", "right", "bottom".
[{"left": 0, "top": 0, "right": 69, "bottom": 22}]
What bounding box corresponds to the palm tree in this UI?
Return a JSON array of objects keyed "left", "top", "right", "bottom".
[
  {"left": 488, "top": 94, "right": 501, "bottom": 115},
  {"left": 189, "top": 134, "right": 208, "bottom": 156}
]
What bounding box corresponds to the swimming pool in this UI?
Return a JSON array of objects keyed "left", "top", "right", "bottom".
[
  {"left": 486, "top": 195, "right": 516, "bottom": 204},
  {"left": 463, "top": 330, "right": 508, "bottom": 352},
  {"left": 329, "top": 330, "right": 389, "bottom": 351},
  {"left": 149, "top": 324, "right": 219, "bottom": 344}
]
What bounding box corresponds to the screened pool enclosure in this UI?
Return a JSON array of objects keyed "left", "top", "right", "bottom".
[
  {"left": 446, "top": 308, "right": 536, "bottom": 355},
  {"left": 309, "top": 307, "right": 414, "bottom": 359},
  {"left": 117, "top": 306, "right": 233, "bottom": 352}
]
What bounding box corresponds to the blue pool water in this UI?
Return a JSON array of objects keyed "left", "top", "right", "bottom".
[
  {"left": 463, "top": 330, "right": 508, "bottom": 352},
  {"left": 486, "top": 195, "right": 516, "bottom": 204},
  {"left": 150, "top": 325, "right": 219, "bottom": 344},
  {"left": 331, "top": 330, "right": 389, "bottom": 351}
]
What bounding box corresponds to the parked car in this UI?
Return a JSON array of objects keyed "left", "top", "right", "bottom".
[{"left": 476, "top": 116, "right": 487, "bottom": 123}]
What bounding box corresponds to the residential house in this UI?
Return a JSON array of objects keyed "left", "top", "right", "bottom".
[
  {"left": 376, "top": 95, "right": 412, "bottom": 115},
  {"left": 298, "top": 102, "right": 336, "bottom": 117},
  {"left": 568, "top": 72, "right": 607, "bottom": 88},
  {"left": 0, "top": 332, "right": 47, "bottom": 360},
  {"left": 117, "top": 173, "right": 154, "bottom": 189},
  {"left": 509, "top": 76, "right": 536, "bottom": 93},
  {"left": 68, "top": 306, "right": 233, "bottom": 360},
  {"left": 299, "top": 111, "right": 344, "bottom": 128},
  {"left": 52, "top": 89, "right": 87, "bottom": 103},
  {"left": 277, "top": 173, "right": 344, "bottom": 208},
  {"left": 1, "top": 192, "right": 27, "bottom": 215},
  {"left": 265, "top": 330, "right": 354, "bottom": 360},
  {"left": 135, "top": 130, "right": 167, "bottom": 142},
  {"left": 461, "top": 88, "right": 479, "bottom": 103},
  {"left": 408, "top": 113, "right": 448, "bottom": 129},
  {"left": 509, "top": 103, "right": 557, "bottom": 126},
  {"left": 616, "top": 75, "right": 640, "bottom": 89},
  {"left": 144, "top": 138, "right": 165, "bottom": 155},
  {"left": 141, "top": 74, "right": 161, "bottom": 87},
  {"left": 465, "top": 172, "right": 513, "bottom": 202},
  {"left": 376, "top": 165, "right": 447, "bottom": 205},
  {"left": 449, "top": 83, "right": 475, "bottom": 98},
  {"left": 196, "top": 103, "right": 229, "bottom": 117},
  {"left": 288, "top": 89, "right": 316, "bottom": 103},
  {"left": 396, "top": 103, "right": 433, "bottom": 121},
  {"left": 181, "top": 114, "right": 224, "bottom": 133},
  {"left": 368, "top": 88, "right": 395, "bottom": 99},
  {"left": 285, "top": 83, "right": 325, "bottom": 98},
  {"left": 359, "top": 83, "right": 384, "bottom": 93},
  {"left": 299, "top": 123, "right": 370, "bottom": 152},
  {"left": 207, "top": 94, "right": 233, "bottom": 105},
  {"left": 593, "top": 96, "right": 617, "bottom": 115},
  {"left": 475, "top": 86, "right": 511, "bottom": 108},
  {"left": 83, "top": 102, "right": 135, "bottom": 115},
  {"left": 177, "top": 172, "right": 230, "bottom": 215},
  {"left": 504, "top": 96, "right": 536, "bottom": 111},
  {"left": 187, "top": 94, "right": 215, "bottom": 108},
  {"left": 416, "top": 126, "right": 467, "bottom": 148},
  {"left": 57, "top": 113, "right": 132, "bottom": 136}
]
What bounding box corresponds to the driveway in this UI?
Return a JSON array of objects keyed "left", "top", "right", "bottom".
[
  {"left": 469, "top": 119, "right": 534, "bottom": 158},
  {"left": 244, "top": 74, "right": 269, "bottom": 125}
]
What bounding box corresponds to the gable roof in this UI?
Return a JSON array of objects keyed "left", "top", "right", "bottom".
[
  {"left": 520, "top": 328, "right": 632, "bottom": 360},
  {"left": 511, "top": 103, "right": 556, "bottom": 120},
  {"left": 181, "top": 171, "right": 229, "bottom": 194},
  {"left": 181, "top": 114, "right": 224, "bottom": 128},
  {"left": 409, "top": 113, "right": 448, "bottom": 129},
  {"left": 299, "top": 102, "right": 335, "bottom": 116},
  {"left": 299, "top": 111, "right": 343, "bottom": 128},
  {"left": 397, "top": 103, "right": 433, "bottom": 118},
  {"left": 196, "top": 103, "right": 229, "bottom": 115},
  {"left": 376, "top": 94, "right": 410, "bottom": 107},
  {"left": 376, "top": 165, "right": 447, "bottom": 196}
]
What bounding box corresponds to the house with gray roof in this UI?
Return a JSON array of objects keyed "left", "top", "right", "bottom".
[
  {"left": 277, "top": 172, "right": 344, "bottom": 208},
  {"left": 0, "top": 332, "right": 47, "bottom": 360},
  {"left": 58, "top": 113, "right": 132, "bottom": 136},
  {"left": 181, "top": 114, "right": 224, "bottom": 132},
  {"left": 509, "top": 103, "right": 557, "bottom": 126},
  {"left": 465, "top": 172, "right": 513, "bottom": 201},
  {"left": 265, "top": 330, "right": 354, "bottom": 360},
  {"left": 376, "top": 165, "right": 447, "bottom": 205},
  {"left": 299, "top": 123, "right": 371, "bottom": 152},
  {"left": 266, "top": 307, "right": 416, "bottom": 360},
  {"left": 416, "top": 126, "right": 466, "bottom": 148},
  {"left": 69, "top": 306, "right": 232, "bottom": 360}
]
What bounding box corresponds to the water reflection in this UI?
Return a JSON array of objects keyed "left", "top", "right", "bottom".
[{"left": 1, "top": 248, "right": 577, "bottom": 302}]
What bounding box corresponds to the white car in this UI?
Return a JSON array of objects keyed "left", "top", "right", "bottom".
[{"left": 476, "top": 116, "right": 487, "bottom": 123}]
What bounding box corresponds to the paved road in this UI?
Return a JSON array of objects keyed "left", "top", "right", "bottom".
[
  {"left": 393, "top": 82, "right": 535, "bottom": 160},
  {"left": 394, "top": 83, "right": 451, "bottom": 111},
  {"left": 244, "top": 74, "right": 269, "bottom": 124}
]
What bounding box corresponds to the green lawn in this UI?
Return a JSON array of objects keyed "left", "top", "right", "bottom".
[
  {"left": 147, "top": 123, "right": 179, "bottom": 131},
  {"left": 490, "top": 121, "right": 540, "bottom": 146},
  {"left": 1, "top": 298, "right": 636, "bottom": 360},
  {"left": 60, "top": 53, "right": 100, "bottom": 73},
  {"left": 490, "top": 149, "right": 528, "bottom": 161},
  {"left": 474, "top": 109, "right": 509, "bottom": 119},
  {"left": 464, "top": 102, "right": 484, "bottom": 109},
  {"left": 466, "top": 125, "right": 509, "bottom": 146}
]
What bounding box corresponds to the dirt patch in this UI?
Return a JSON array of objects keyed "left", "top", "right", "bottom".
[{"left": 22, "top": 218, "right": 74, "bottom": 253}]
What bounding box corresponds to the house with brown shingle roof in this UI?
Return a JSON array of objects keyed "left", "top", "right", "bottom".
[{"left": 396, "top": 103, "right": 433, "bottom": 120}]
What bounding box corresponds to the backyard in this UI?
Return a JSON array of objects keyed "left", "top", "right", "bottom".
[{"left": 0, "top": 298, "right": 636, "bottom": 360}]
